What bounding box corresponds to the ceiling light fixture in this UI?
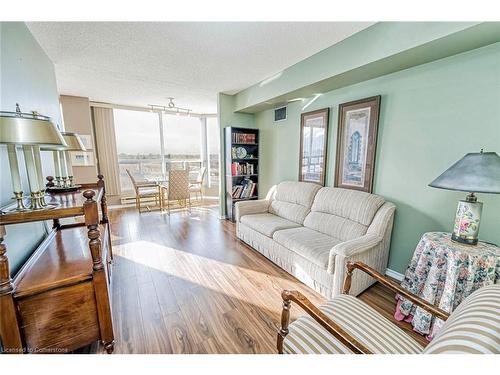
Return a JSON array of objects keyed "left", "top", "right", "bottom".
[{"left": 148, "top": 97, "right": 192, "bottom": 116}]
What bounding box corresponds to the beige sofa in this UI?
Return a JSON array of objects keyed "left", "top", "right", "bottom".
[{"left": 235, "top": 181, "right": 395, "bottom": 298}]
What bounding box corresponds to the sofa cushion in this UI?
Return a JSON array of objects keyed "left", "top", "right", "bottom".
[
  {"left": 269, "top": 181, "right": 322, "bottom": 224},
  {"left": 273, "top": 227, "right": 341, "bottom": 269},
  {"left": 311, "top": 187, "right": 385, "bottom": 226},
  {"left": 283, "top": 294, "right": 424, "bottom": 354},
  {"left": 240, "top": 213, "right": 300, "bottom": 238},
  {"left": 304, "top": 212, "right": 368, "bottom": 242},
  {"left": 423, "top": 285, "right": 500, "bottom": 354},
  {"left": 303, "top": 187, "right": 385, "bottom": 241}
]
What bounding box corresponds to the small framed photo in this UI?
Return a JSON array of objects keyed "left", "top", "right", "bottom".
[
  {"left": 70, "top": 151, "right": 95, "bottom": 166},
  {"left": 79, "top": 134, "right": 93, "bottom": 150},
  {"left": 335, "top": 96, "right": 381, "bottom": 193}
]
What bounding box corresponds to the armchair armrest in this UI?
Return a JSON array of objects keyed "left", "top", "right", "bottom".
[
  {"left": 234, "top": 199, "right": 270, "bottom": 222},
  {"left": 277, "top": 290, "right": 371, "bottom": 354},
  {"left": 343, "top": 261, "right": 450, "bottom": 321}
]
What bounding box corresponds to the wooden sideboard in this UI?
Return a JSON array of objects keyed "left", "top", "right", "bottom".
[{"left": 0, "top": 175, "right": 114, "bottom": 354}]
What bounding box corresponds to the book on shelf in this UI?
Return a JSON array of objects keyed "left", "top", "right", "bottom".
[
  {"left": 232, "top": 133, "right": 256, "bottom": 144},
  {"left": 231, "top": 162, "right": 256, "bottom": 176},
  {"left": 231, "top": 179, "right": 257, "bottom": 199}
]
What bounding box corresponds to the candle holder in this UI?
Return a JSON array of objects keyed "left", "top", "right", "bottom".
[
  {"left": 29, "top": 192, "right": 44, "bottom": 210},
  {"left": 39, "top": 190, "right": 48, "bottom": 207},
  {"left": 12, "top": 191, "right": 28, "bottom": 211},
  {"left": 46, "top": 175, "right": 81, "bottom": 193}
]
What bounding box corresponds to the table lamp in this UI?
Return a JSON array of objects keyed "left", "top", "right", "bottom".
[
  {"left": 0, "top": 106, "right": 67, "bottom": 211},
  {"left": 44, "top": 132, "right": 86, "bottom": 191},
  {"left": 61, "top": 132, "right": 86, "bottom": 187},
  {"left": 429, "top": 149, "right": 500, "bottom": 245}
]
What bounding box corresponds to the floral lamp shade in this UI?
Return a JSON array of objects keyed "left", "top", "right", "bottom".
[{"left": 429, "top": 150, "right": 500, "bottom": 245}]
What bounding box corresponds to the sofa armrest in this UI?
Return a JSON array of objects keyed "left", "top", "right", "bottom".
[
  {"left": 327, "top": 232, "right": 391, "bottom": 297},
  {"left": 234, "top": 199, "right": 270, "bottom": 222},
  {"left": 330, "top": 233, "right": 383, "bottom": 258}
]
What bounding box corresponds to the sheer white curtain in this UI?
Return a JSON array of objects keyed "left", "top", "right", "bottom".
[{"left": 92, "top": 106, "right": 121, "bottom": 197}]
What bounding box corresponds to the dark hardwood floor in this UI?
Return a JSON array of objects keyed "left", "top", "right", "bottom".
[{"left": 88, "top": 201, "right": 427, "bottom": 353}]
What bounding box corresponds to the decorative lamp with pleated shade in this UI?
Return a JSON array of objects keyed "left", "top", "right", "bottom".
[{"left": 429, "top": 150, "right": 500, "bottom": 245}]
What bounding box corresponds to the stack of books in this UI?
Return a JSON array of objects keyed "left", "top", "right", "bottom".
[
  {"left": 231, "top": 162, "right": 256, "bottom": 176},
  {"left": 232, "top": 133, "right": 256, "bottom": 144},
  {"left": 231, "top": 180, "right": 257, "bottom": 199}
]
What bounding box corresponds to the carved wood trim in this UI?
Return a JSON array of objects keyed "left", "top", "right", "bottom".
[
  {"left": 83, "top": 189, "right": 114, "bottom": 353},
  {"left": 278, "top": 289, "right": 372, "bottom": 354},
  {"left": 343, "top": 261, "right": 450, "bottom": 321},
  {"left": 0, "top": 225, "right": 23, "bottom": 353},
  {"left": 277, "top": 297, "right": 291, "bottom": 354}
]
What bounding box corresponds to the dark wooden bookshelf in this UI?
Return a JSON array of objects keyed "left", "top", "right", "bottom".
[{"left": 224, "top": 127, "right": 259, "bottom": 222}]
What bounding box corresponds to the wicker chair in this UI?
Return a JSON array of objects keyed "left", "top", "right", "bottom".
[
  {"left": 189, "top": 166, "right": 207, "bottom": 201},
  {"left": 278, "top": 261, "right": 500, "bottom": 354},
  {"left": 126, "top": 169, "right": 160, "bottom": 213},
  {"left": 160, "top": 169, "right": 191, "bottom": 215}
]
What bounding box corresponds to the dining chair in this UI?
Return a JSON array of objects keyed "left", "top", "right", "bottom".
[
  {"left": 189, "top": 166, "right": 207, "bottom": 201},
  {"left": 160, "top": 169, "right": 191, "bottom": 215},
  {"left": 126, "top": 169, "right": 160, "bottom": 213}
]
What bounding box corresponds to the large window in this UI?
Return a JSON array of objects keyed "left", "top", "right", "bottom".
[
  {"left": 114, "top": 109, "right": 162, "bottom": 195},
  {"left": 113, "top": 108, "right": 219, "bottom": 198},
  {"left": 207, "top": 117, "right": 220, "bottom": 193},
  {"left": 163, "top": 114, "right": 201, "bottom": 182}
]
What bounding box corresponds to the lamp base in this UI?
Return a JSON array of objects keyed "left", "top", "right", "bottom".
[
  {"left": 451, "top": 232, "right": 478, "bottom": 245},
  {"left": 451, "top": 194, "right": 482, "bottom": 247}
]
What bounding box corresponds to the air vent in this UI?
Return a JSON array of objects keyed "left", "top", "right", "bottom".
[{"left": 274, "top": 106, "right": 287, "bottom": 122}]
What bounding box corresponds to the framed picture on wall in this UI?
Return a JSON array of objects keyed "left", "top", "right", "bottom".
[
  {"left": 299, "top": 108, "right": 329, "bottom": 185},
  {"left": 334, "top": 96, "right": 381, "bottom": 193},
  {"left": 70, "top": 151, "right": 95, "bottom": 167}
]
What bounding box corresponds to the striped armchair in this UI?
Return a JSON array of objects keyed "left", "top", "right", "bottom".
[{"left": 279, "top": 262, "right": 500, "bottom": 354}]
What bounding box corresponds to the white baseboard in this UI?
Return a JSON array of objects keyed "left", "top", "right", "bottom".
[{"left": 385, "top": 268, "right": 404, "bottom": 281}]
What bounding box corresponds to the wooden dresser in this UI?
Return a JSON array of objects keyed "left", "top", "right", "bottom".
[{"left": 0, "top": 176, "right": 114, "bottom": 354}]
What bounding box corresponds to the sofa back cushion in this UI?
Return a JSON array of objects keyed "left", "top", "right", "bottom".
[
  {"left": 269, "top": 181, "right": 322, "bottom": 224},
  {"left": 423, "top": 285, "right": 500, "bottom": 354},
  {"left": 304, "top": 187, "right": 385, "bottom": 241}
]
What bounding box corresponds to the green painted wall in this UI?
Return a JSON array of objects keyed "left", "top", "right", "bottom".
[
  {"left": 1, "top": 22, "right": 62, "bottom": 276},
  {"left": 255, "top": 42, "right": 500, "bottom": 274},
  {"left": 217, "top": 93, "right": 255, "bottom": 216}
]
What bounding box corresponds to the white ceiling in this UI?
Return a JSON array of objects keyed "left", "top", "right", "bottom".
[{"left": 27, "top": 22, "right": 374, "bottom": 113}]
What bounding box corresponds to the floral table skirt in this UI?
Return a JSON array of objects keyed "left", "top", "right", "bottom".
[{"left": 395, "top": 232, "right": 500, "bottom": 340}]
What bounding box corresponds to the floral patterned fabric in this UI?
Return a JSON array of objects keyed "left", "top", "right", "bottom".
[{"left": 395, "top": 232, "right": 500, "bottom": 340}]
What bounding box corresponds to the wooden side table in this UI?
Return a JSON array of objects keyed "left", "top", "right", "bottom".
[{"left": 395, "top": 232, "right": 500, "bottom": 340}]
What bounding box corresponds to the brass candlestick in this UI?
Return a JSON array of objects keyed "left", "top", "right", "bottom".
[
  {"left": 13, "top": 191, "right": 28, "bottom": 211},
  {"left": 29, "top": 191, "right": 44, "bottom": 210},
  {"left": 39, "top": 190, "right": 47, "bottom": 207}
]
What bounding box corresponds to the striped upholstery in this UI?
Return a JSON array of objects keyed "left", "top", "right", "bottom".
[
  {"left": 304, "top": 188, "right": 385, "bottom": 242},
  {"left": 423, "top": 285, "right": 500, "bottom": 354},
  {"left": 273, "top": 227, "right": 340, "bottom": 269},
  {"left": 269, "top": 182, "right": 321, "bottom": 224},
  {"left": 284, "top": 294, "right": 424, "bottom": 354},
  {"left": 240, "top": 213, "right": 300, "bottom": 237}
]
